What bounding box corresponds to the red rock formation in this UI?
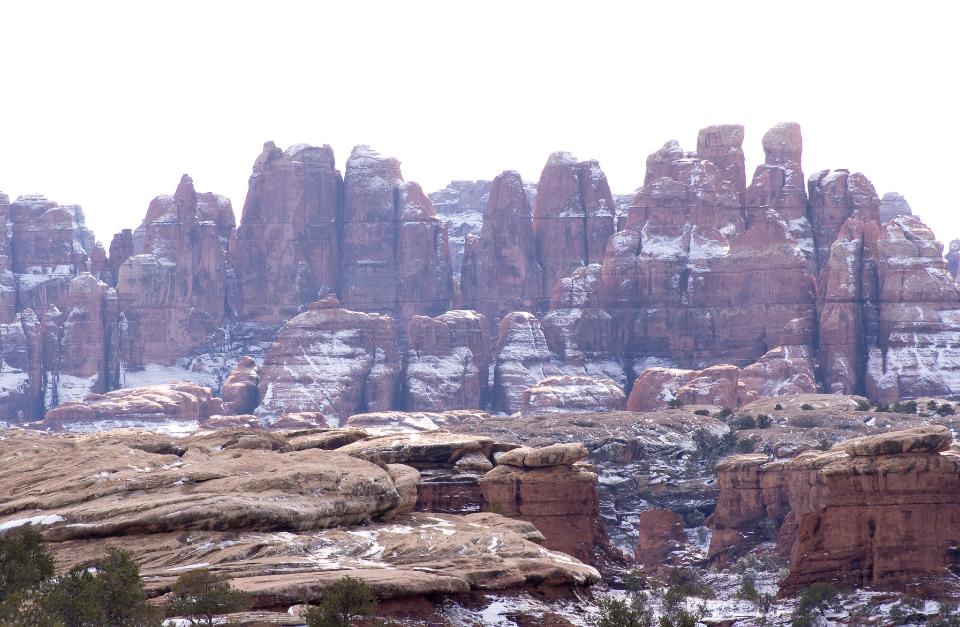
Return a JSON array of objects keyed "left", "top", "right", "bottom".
[
  {"left": 520, "top": 375, "right": 625, "bottom": 414},
  {"left": 867, "top": 216, "right": 960, "bottom": 400},
  {"left": 461, "top": 171, "right": 545, "bottom": 330},
  {"left": 340, "top": 146, "right": 452, "bottom": 318},
  {"left": 231, "top": 142, "right": 342, "bottom": 321},
  {"left": 0, "top": 309, "right": 44, "bottom": 420},
  {"left": 118, "top": 175, "right": 230, "bottom": 367},
  {"left": 599, "top": 123, "right": 817, "bottom": 370},
  {"left": 817, "top": 209, "right": 880, "bottom": 395},
  {"left": 626, "top": 350, "right": 817, "bottom": 411},
  {"left": 479, "top": 443, "right": 609, "bottom": 565},
  {"left": 404, "top": 310, "right": 488, "bottom": 411},
  {"left": 879, "top": 192, "right": 912, "bottom": 224},
  {"left": 492, "top": 312, "right": 560, "bottom": 413},
  {"left": 222, "top": 355, "right": 259, "bottom": 415},
  {"left": 43, "top": 381, "right": 222, "bottom": 427},
  {"left": 533, "top": 153, "right": 615, "bottom": 296},
  {"left": 55, "top": 273, "right": 121, "bottom": 395},
  {"left": 781, "top": 426, "right": 960, "bottom": 595},
  {"left": 107, "top": 229, "right": 134, "bottom": 286},
  {"left": 635, "top": 509, "right": 686, "bottom": 567},
  {"left": 254, "top": 296, "right": 398, "bottom": 422}
]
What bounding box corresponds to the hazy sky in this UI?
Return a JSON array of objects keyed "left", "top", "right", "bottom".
[{"left": 1, "top": 1, "right": 956, "bottom": 244}]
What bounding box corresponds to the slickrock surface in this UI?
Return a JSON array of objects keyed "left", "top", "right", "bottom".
[
  {"left": 634, "top": 509, "right": 686, "bottom": 567},
  {"left": 0, "top": 429, "right": 597, "bottom": 610},
  {"left": 221, "top": 355, "right": 259, "bottom": 415}
]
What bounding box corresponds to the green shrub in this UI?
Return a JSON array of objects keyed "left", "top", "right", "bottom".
[
  {"left": 166, "top": 568, "right": 251, "bottom": 627},
  {"left": 730, "top": 414, "right": 756, "bottom": 430},
  {"left": 874, "top": 403, "right": 890, "bottom": 412},
  {"left": 43, "top": 547, "right": 159, "bottom": 627},
  {"left": 938, "top": 403, "right": 956, "bottom": 416},
  {"left": 594, "top": 593, "right": 653, "bottom": 627},
  {"left": 0, "top": 526, "right": 54, "bottom": 600},
  {"left": 815, "top": 438, "right": 832, "bottom": 451},
  {"left": 716, "top": 407, "right": 733, "bottom": 419},
  {"left": 800, "top": 403, "right": 814, "bottom": 411},
  {"left": 667, "top": 398, "right": 683, "bottom": 409},
  {"left": 306, "top": 575, "right": 377, "bottom": 627},
  {"left": 758, "top": 517, "right": 780, "bottom": 542},
  {"left": 855, "top": 399, "right": 871, "bottom": 411},
  {"left": 774, "top": 403, "right": 784, "bottom": 411},
  {"left": 664, "top": 568, "right": 714, "bottom": 600},
  {"left": 892, "top": 400, "right": 917, "bottom": 414},
  {"left": 693, "top": 409, "right": 710, "bottom": 416},
  {"left": 756, "top": 414, "right": 773, "bottom": 429},
  {"left": 928, "top": 400, "right": 939, "bottom": 410},
  {"left": 790, "top": 582, "right": 840, "bottom": 627}
]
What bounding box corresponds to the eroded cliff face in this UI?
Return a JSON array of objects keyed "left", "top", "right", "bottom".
[{"left": 3, "top": 122, "right": 960, "bottom": 425}]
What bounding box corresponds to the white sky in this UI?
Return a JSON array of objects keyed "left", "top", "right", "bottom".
[{"left": 1, "top": 1, "right": 957, "bottom": 245}]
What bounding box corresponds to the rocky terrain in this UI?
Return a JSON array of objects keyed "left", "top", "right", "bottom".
[{"left": 5, "top": 122, "right": 960, "bottom": 624}]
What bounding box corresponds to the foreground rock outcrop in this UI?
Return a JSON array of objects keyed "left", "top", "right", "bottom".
[
  {"left": 708, "top": 425, "right": 960, "bottom": 596},
  {"left": 480, "top": 442, "right": 610, "bottom": 565},
  {"left": 0, "top": 428, "right": 599, "bottom": 611}
]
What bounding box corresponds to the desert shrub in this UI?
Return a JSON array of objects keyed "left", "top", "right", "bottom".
[
  {"left": 855, "top": 399, "right": 871, "bottom": 411},
  {"left": 730, "top": 414, "right": 756, "bottom": 430},
  {"left": 786, "top": 414, "right": 819, "bottom": 428},
  {"left": 693, "top": 409, "right": 710, "bottom": 416},
  {"left": 0, "top": 526, "right": 54, "bottom": 600},
  {"left": 716, "top": 407, "right": 733, "bottom": 419},
  {"left": 815, "top": 438, "right": 832, "bottom": 451},
  {"left": 166, "top": 568, "right": 251, "bottom": 627},
  {"left": 306, "top": 575, "right": 377, "bottom": 627},
  {"left": 691, "top": 429, "right": 738, "bottom": 471},
  {"left": 44, "top": 548, "right": 159, "bottom": 627},
  {"left": 800, "top": 403, "right": 814, "bottom": 411},
  {"left": 667, "top": 398, "right": 683, "bottom": 409},
  {"left": 892, "top": 400, "right": 918, "bottom": 414},
  {"left": 664, "top": 568, "right": 714, "bottom": 600},
  {"left": 680, "top": 507, "right": 706, "bottom": 528},
  {"left": 928, "top": 400, "right": 939, "bottom": 410},
  {"left": 790, "top": 582, "right": 840, "bottom": 627},
  {"left": 774, "top": 403, "right": 784, "bottom": 411},
  {"left": 938, "top": 403, "right": 956, "bottom": 416},
  {"left": 736, "top": 435, "right": 759, "bottom": 454},
  {"left": 874, "top": 403, "right": 890, "bottom": 412},
  {"left": 888, "top": 596, "right": 926, "bottom": 625},
  {"left": 758, "top": 517, "right": 780, "bottom": 542},
  {"left": 756, "top": 414, "right": 773, "bottom": 429},
  {"left": 594, "top": 593, "right": 654, "bottom": 627}
]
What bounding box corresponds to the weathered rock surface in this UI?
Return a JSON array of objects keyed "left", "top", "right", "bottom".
[
  {"left": 867, "top": 216, "right": 960, "bottom": 400},
  {"left": 520, "top": 375, "right": 625, "bottom": 414},
  {"left": 879, "top": 191, "right": 913, "bottom": 224},
  {"left": 461, "top": 171, "right": 545, "bottom": 329},
  {"left": 533, "top": 152, "right": 616, "bottom": 296},
  {"left": 404, "top": 310, "right": 488, "bottom": 411},
  {"left": 0, "top": 429, "right": 598, "bottom": 610},
  {"left": 230, "top": 143, "right": 342, "bottom": 321},
  {"left": 254, "top": 297, "right": 399, "bottom": 422},
  {"left": 635, "top": 509, "right": 685, "bottom": 567},
  {"left": 118, "top": 175, "right": 230, "bottom": 367},
  {"left": 627, "top": 350, "right": 817, "bottom": 411},
  {"left": 781, "top": 426, "right": 960, "bottom": 594},
  {"left": 42, "top": 381, "right": 222, "bottom": 427},
  {"left": 222, "top": 355, "right": 259, "bottom": 415},
  {"left": 336, "top": 430, "right": 494, "bottom": 468},
  {"left": 493, "top": 311, "right": 561, "bottom": 413},
  {"left": 479, "top": 447, "right": 607, "bottom": 565}
]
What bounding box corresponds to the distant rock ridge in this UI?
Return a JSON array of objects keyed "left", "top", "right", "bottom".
[{"left": 3, "top": 123, "right": 960, "bottom": 423}]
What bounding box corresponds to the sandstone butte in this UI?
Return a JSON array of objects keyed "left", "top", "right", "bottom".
[{"left": 1, "top": 122, "right": 959, "bottom": 427}]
